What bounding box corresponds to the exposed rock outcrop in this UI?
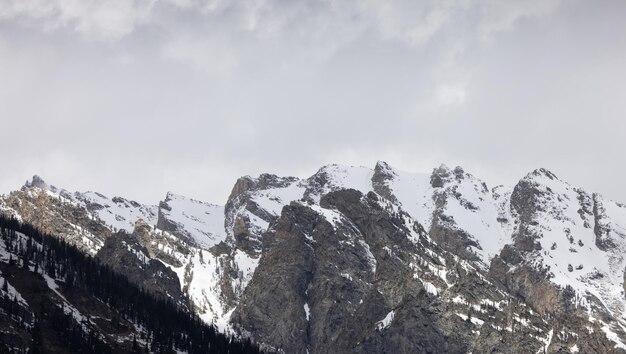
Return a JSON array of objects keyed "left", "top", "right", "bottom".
[{"left": 96, "top": 224, "right": 186, "bottom": 308}]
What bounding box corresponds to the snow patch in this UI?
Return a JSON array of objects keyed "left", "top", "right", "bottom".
[
  {"left": 422, "top": 281, "right": 439, "bottom": 296},
  {"left": 160, "top": 193, "right": 226, "bottom": 248},
  {"left": 376, "top": 310, "right": 395, "bottom": 330}
]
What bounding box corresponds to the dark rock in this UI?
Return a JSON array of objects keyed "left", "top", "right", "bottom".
[
  {"left": 224, "top": 174, "right": 299, "bottom": 255},
  {"left": 96, "top": 229, "right": 186, "bottom": 308},
  {"left": 593, "top": 193, "right": 617, "bottom": 251},
  {"left": 430, "top": 165, "right": 452, "bottom": 188},
  {"left": 371, "top": 161, "right": 397, "bottom": 203}
]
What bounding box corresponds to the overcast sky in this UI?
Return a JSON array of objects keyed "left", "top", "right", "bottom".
[{"left": 1, "top": 0, "right": 625, "bottom": 205}]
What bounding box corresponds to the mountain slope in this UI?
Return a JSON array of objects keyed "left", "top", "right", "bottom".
[
  {"left": 158, "top": 192, "right": 226, "bottom": 248},
  {"left": 491, "top": 169, "right": 626, "bottom": 348},
  {"left": 0, "top": 215, "right": 266, "bottom": 354}
]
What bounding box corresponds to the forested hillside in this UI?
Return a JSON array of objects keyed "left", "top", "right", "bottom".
[{"left": 0, "top": 215, "right": 266, "bottom": 354}]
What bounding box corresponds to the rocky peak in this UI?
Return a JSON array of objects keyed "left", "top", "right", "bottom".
[
  {"left": 373, "top": 160, "right": 395, "bottom": 177},
  {"left": 510, "top": 168, "right": 575, "bottom": 233},
  {"left": 159, "top": 198, "right": 173, "bottom": 212},
  {"left": 227, "top": 174, "right": 299, "bottom": 207},
  {"left": 453, "top": 166, "right": 465, "bottom": 179},
  {"left": 372, "top": 161, "right": 397, "bottom": 202},
  {"left": 225, "top": 173, "right": 302, "bottom": 255},
  {"left": 303, "top": 164, "right": 373, "bottom": 202},
  {"left": 509, "top": 174, "right": 564, "bottom": 253},
  {"left": 511, "top": 168, "right": 568, "bottom": 215},
  {"left": 257, "top": 173, "right": 299, "bottom": 190},
  {"left": 22, "top": 175, "right": 57, "bottom": 193},
  {"left": 496, "top": 168, "right": 626, "bottom": 346},
  {"left": 526, "top": 168, "right": 559, "bottom": 181},
  {"left": 0, "top": 186, "right": 111, "bottom": 254},
  {"left": 430, "top": 164, "right": 452, "bottom": 188},
  {"left": 303, "top": 167, "right": 332, "bottom": 201},
  {"left": 226, "top": 176, "right": 255, "bottom": 206}
]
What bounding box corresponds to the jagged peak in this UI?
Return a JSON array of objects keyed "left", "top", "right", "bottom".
[
  {"left": 165, "top": 191, "right": 185, "bottom": 201},
  {"left": 373, "top": 161, "right": 396, "bottom": 175},
  {"left": 519, "top": 168, "right": 562, "bottom": 188},
  {"left": 430, "top": 164, "right": 453, "bottom": 188},
  {"left": 256, "top": 173, "right": 299, "bottom": 190},
  {"left": 526, "top": 168, "right": 559, "bottom": 181},
  {"left": 374, "top": 160, "right": 396, "bottom": 176},
  {"left": 428, "top": 164, "right": 489, "bottom": 191},
  {"left": 22, "top": 174, "right": 51, "bottom": 191},
  {"left": 226, "top": 176, "right": 255, "bottom": 204},
  {"left": 374, "top": 160, "right": 390, "bottom": 169},
  {"left": 372, "top": 161, "right": 397, "bottom": 182},
  {"left": 371, "top": 161, "right": 398, "bottom": 202},
  {"left": 452, "top": 166, "right": 485, "bottom": 184},
  {"left": 31, "top": 174, "right": 46, "bottom": 185},
  {"left": 227, "top": 173, "right": 299, "bottom": 206}
]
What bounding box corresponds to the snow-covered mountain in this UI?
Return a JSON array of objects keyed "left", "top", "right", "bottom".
[{"left": 2, "top": 162, "right": 626, "bottom": 353}]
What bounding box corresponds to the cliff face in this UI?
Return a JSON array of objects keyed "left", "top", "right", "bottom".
[
  {"left": 3, "top": 162, "right": 626, "bottom": 353},
  {"left": 234, "top": 187, "right": 624, "bottom": 353},
  {"left": 95, "top": 221, "right": 187, "bottom": 308}
]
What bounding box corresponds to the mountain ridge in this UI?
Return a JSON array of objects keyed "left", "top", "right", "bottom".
[{"left": 2, "top": 161, "right": 626, "bottom": 353}]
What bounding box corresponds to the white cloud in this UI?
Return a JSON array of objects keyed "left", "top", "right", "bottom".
[
  {"left": 0, "top": 0, "right": 156, "bottom": 40},
  {"left": 478, "top": 0, "right": 561, "bottom": 42},
  {"left": 161, "top": 35, "right": 237, "bottom": 76},
  {"left": 436, "top": 83, "right": 467, "bottom": 106},
  {"left": 0, "top": 0, "right": 566, "bottom": 89},
  {"left": 0, "top": 0, "right": 562, "bottom": 46}
]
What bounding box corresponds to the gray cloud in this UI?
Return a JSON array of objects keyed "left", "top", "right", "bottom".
[{"left": 1, "top": 0, "right": 625, "bottom": 205}]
